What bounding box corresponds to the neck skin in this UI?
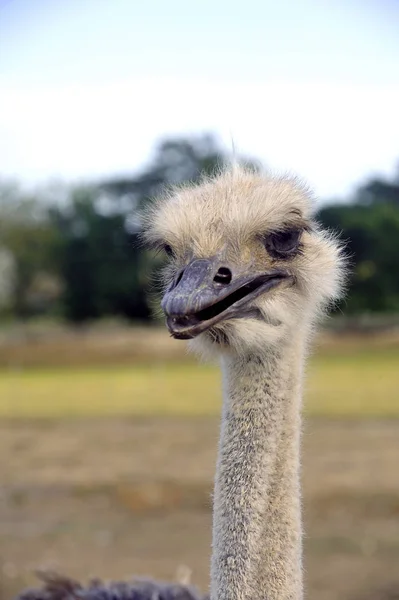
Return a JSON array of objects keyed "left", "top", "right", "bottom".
[{"left": 211, "top": 335, "right": 305, "bottom": 600}]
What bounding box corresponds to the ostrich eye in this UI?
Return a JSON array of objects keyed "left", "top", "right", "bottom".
[
  {"left": 163, "top": 244, "right": 175, "bottom": 258},
  {"left": 264, "top": 228, "right": 301, "bottom": 259}
]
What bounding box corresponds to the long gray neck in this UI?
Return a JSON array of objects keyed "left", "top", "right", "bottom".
[{"left": 211, "top": 338, "right": 305, "bottom": 600}]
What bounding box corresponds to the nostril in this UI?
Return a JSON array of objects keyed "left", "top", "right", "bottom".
[
  {"left": 175, "top": 270, "right": 184, "bottom": 286},
  {"left": 213, "top": 267, "right": 232, "bottom": 285}
]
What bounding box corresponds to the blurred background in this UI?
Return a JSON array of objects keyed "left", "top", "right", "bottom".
[{"left": 0, "top": 1, "right": 398, "bottom": 599}]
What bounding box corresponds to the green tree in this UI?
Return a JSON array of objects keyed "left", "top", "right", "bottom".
[
  {"left": 0, "top": 181, "right": 61, "bottom": 317},
  {"left": 49, "top": 186, "right": 151, "bottom": 323},
  {"left": 318, "top": 174, "right": 399, "bottom": 313}
]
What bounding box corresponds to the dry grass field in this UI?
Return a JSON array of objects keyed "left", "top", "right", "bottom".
[{"left": 0, "top": 324, "right": 398, "bottom": 600}]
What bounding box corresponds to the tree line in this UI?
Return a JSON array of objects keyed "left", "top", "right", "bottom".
[{"left": 0, "top": 133, "right": 398, "bottom": 323}]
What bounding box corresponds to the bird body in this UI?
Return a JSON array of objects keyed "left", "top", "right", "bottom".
[
  {"left": 145, "top": 166, "right": 345, "bottom": 599},
  {"left": 17, "top": 166, "right": 345, "bottom": 600}
]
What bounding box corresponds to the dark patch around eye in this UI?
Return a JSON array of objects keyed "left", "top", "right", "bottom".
[
  {"left": 263, "top": 228, "right": 302, "bottom": 259},
  {"left": 163, "top": 244, "right": 175, "bottom": 258}
]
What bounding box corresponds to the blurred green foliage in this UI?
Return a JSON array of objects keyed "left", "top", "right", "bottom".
[
  {"left": 318, "top": 178, "right": 399, "bottom": 313},
  {"left": 0, "top": 133, "right": 398, "bottom": 322}
]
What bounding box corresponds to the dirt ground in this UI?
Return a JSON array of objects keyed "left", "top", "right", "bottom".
[{"left": 1, "top": 417, "right": 399, "bottom": 600}]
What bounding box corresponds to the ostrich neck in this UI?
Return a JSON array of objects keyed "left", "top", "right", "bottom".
[{"left": 211, "top": 337, "right": 305, "bottom": 600}]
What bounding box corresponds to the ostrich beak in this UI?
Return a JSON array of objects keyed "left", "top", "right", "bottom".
[{"left": 161, "top": 258, "right": 291, "bottom": 339}]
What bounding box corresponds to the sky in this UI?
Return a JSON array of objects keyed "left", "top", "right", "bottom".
[{"left": 0, "top": 0, "right": 399, "bottom": 201}]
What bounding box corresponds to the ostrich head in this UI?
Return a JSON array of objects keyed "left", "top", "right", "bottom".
[{"left": 143, "top": 167, "right": 345, "bottom": 357}]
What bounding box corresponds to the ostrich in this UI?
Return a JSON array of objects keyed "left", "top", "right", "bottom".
[{"left": 16, "top": 166, "right": 344, "bottom": 600}]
